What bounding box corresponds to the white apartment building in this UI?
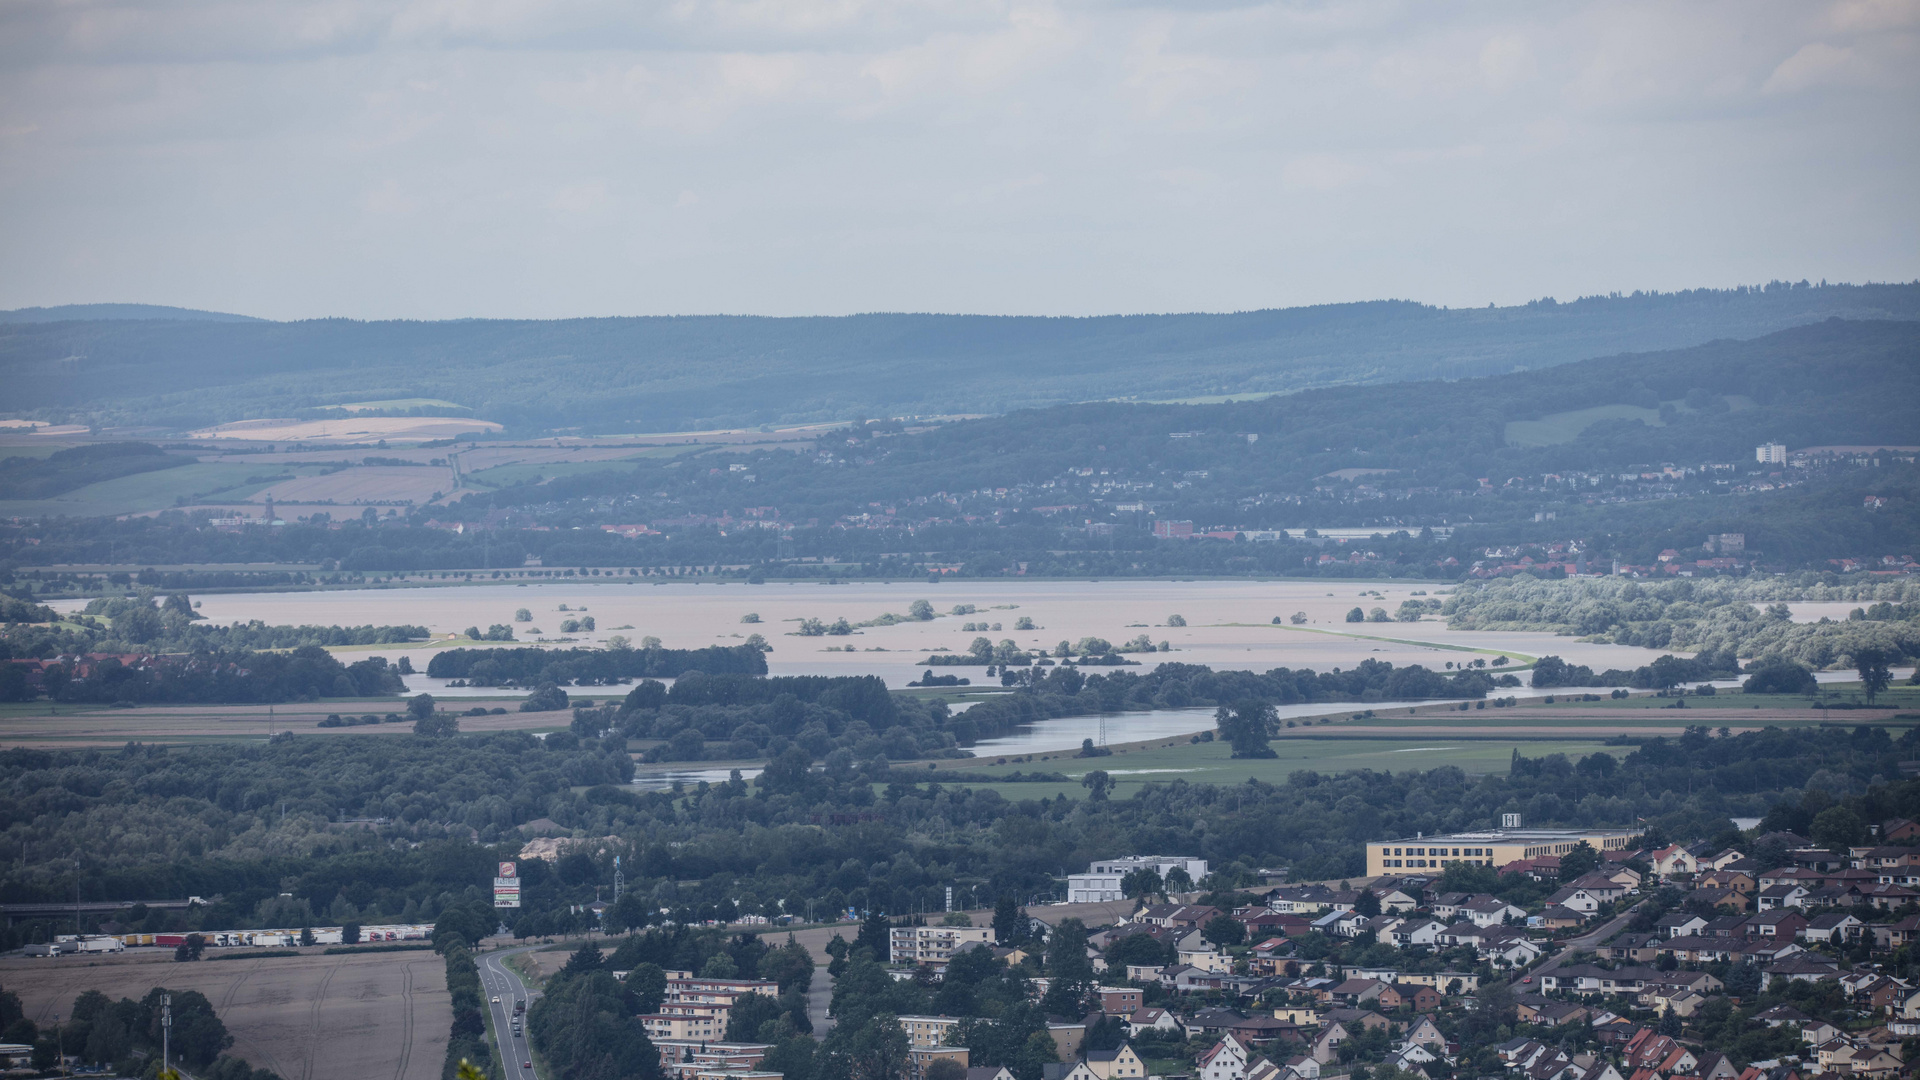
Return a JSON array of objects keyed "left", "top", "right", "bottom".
[
  {"left": 897, "top": 1015, "right": 964, "bottom": 1049},
  {"left": 1066, "top": 856, "right": 1210, "bottom": 903},
  {"left": 890, "top": 924, "right": 993, "bottom": 965}
]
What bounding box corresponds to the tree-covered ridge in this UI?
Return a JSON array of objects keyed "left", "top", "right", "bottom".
[
  {"left": 1446, "top": 575, "right": 1920, "bottom": 667},
  {"left": 2, "top": 284, "right": 1912, "bottom": 433},
  {"left": 468, "top": 319, "right": 1920, "bottom": 522}
]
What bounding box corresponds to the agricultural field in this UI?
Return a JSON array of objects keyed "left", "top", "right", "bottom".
[
  {"left": 934, "top": 732, "right": 1627, "bottom": 802},
  {"left": 1, "top": 947, "right": 450, "bottom": 1080},
  {"left": 925, "top": 683, "right": 1920, "bottom": 801},
  {"left": 331, "top": 398, "right": 468, "bottom": 412},
  {"left": 455, "top": 445, "right": 687, "bottom": 470},
  {"left": 187, "top": 417, "right": 503, "bottom": 444},
  {"left": 0, "top": 695, "right": 567, "bottom": 749},
  {"left": 0, "top": 461, "right": 311, "bottom": 517},
  {"left": 255, "top": 464, "right": 459, "bottom": 506},
  {"left": 1503, "top": 395, "right": 1757, "bottom": 447}
]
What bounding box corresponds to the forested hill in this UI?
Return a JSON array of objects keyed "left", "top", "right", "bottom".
[
  {"left": 2, "top": 282, "right": 1914, "bottom": 433},
  {"left": 489, "top": 318, "right": 1920, "bottom": 520},
  {"left": 0, "top": 303, "right": 263, "bottom": 323}
]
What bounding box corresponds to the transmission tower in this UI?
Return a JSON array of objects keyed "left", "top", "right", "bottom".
[{"left": 613, "top": 855, "right": 624, "bottom": 903}]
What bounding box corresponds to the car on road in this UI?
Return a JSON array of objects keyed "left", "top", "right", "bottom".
[
  {"left": 491, "top": 996, "right": 500, "bottom": 1003},
  {"left": 524, "top": 1062, "right": 532, "bottom": 1069}
]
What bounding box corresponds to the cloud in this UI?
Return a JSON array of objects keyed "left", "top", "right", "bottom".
[
  {"left": 0, "top": 0, "right": 1913, "bottom": 318},
  {"left": 1762, "top": 41, "right": 1860, "bottom": 94}
]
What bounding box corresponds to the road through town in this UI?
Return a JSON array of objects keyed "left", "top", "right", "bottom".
[{"left": 480, "top": 944, "right": 542, "bottom": 1080}]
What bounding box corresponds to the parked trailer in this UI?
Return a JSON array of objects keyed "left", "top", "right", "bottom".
[{"left": 76, "top": 936, "right": 124, "bottom": 953}]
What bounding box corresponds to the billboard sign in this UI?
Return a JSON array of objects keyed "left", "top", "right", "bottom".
[{"left": 494, "top": 862, "right": 521, "bottom": 908}]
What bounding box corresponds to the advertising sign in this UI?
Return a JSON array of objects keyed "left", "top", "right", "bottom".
[{"left": 494, "top": 862, "right": 521, "bottom": 908}]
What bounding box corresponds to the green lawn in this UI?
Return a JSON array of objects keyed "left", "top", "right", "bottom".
[
  {"left": 937, "top": 733, "right": 1623, "bottom": 800},
  {"left": 0, "top": 443, "right": 73, "bottom": 461},
  {"left": 464, "top": 449, "right": 699, "bottom": 489},
  {"left": 0, "top": 462, "right": 317, "bottom": 516}
]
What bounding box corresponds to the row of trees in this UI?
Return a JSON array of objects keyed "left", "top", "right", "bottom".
[
  {"left": 425, "top": 644, "right": 768, "bottom": 684},
  {"left": 0, "top": 984, "right": 277, "bottom": 1078},
  {"left": 0, "top": 646, "right": 406, "bottom": 704}
]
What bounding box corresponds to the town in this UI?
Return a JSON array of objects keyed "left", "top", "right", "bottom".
[{"left": 614, "top": 825, "right": 1920, "bottom": 1080}]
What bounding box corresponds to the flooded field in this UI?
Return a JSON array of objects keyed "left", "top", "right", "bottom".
[{"left": 137, "top": 578, "right": 1693, "bottom": 690}]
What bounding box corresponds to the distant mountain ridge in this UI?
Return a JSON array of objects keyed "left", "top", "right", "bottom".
[
  {"left": 0, "top": 303, "right": 264, "bottom": 323},
  {"left": 1, "top": 283, "right": 1915, "bottom": 432}
]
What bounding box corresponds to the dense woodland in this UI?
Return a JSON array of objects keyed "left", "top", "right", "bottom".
[
  {"left": 5, "top": 722, "right": 1915, "bottom": 945},
  {"left": 4, "top": 284, "right": 1909, "bottom": 433}
]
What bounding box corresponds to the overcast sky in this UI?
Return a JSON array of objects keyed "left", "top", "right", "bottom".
[{"left": 1, "top": 0, "right": 1915, "bottom": 320}]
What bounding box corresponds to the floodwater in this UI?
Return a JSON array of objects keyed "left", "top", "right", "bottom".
[
  {"left": 630, "top": 706, "right": 1221, "bottom": 790},
  {"left": 623, "top": 685, "right": 1641, "bottom": 791},
  {"left": 111, "top": 578, "right": 1697, "bottom": 690}
]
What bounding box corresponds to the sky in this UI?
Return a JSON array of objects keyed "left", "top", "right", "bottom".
[{"left": 0, "top": 0, "right": 1916, "bottom": 321}]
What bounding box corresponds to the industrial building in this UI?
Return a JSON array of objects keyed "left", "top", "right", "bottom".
[
  {"left": 1364, "top": 824, "right": 1640, "bottom": 877},
  {"left": 1066, "top": 856, "right": 1210, "bottom": 903}
]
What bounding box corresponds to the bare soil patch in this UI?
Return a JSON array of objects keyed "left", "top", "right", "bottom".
[
  {"left": 1, "top": 947, "right": 449, "bottom": 1080},
  {"left": 256, "top": 466, "right": 458, "bottom": 506}
]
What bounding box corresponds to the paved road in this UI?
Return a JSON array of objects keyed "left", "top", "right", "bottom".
[
  {"left": 480, "top": 945, "right": 542, "bottom": 1080},
  {"left": 807, "top": 968, "right": 835, "bottom": 1035},
  {"left": 1513, "top": 903, "right": 1643, "bottom": 987}
]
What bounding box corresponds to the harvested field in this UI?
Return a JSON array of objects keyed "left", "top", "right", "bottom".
[
  {"left": 334, "top": 398, "right": 467, "bottom": 412},
  {"left": 0, "top": 697, "right": 572, "bottom": 749},
  {"left": 1, "top": 947, "right": 449, "bottom": 1080},
  {"left": 457, "top": 445, "right": 671, "bottom": 470},
  {"left": 255, "top": 465, "right": 458, "bottom": 506},
  {"left": 226, "top": 449, "right": 451, "bottom": 465},
  {"left": 189, "top": 417, "right": 503, "bottom": 443}
]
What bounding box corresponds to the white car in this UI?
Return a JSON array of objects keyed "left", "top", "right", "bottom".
[{"left": 491, "top": 996, "right": 500, "bottom": 1003}]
